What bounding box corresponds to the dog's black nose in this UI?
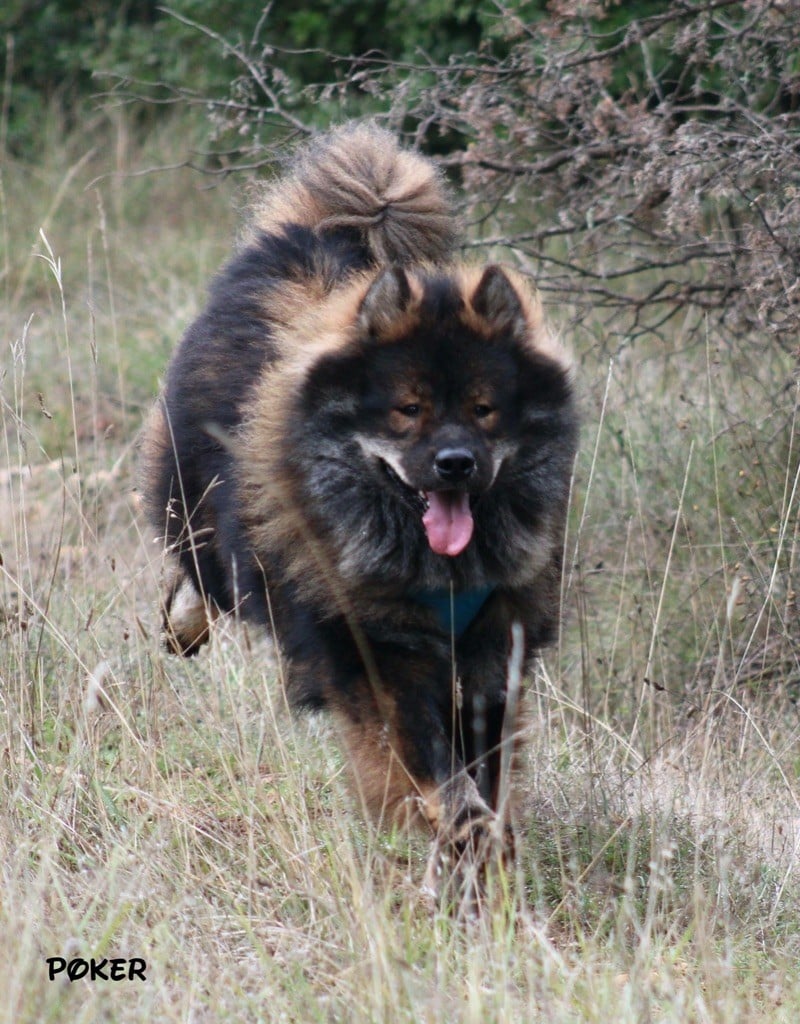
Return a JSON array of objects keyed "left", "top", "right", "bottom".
[{"left": 434, "top": 447, "right": 476, "bottom": 482}]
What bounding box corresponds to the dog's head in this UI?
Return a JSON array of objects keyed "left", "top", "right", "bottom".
[{"left": 291, "top": 264, "right": 576, "bottom": 569}]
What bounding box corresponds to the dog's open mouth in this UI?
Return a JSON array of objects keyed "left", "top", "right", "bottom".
[{"left": 380, "top": 461, "right": 474, "bottom": 557}]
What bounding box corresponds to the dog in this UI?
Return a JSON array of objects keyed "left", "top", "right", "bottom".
[{"left": 141, "top": 123, "right": 578, "bottom": 904}]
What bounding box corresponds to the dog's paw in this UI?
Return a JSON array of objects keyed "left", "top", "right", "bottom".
[{"left": 421, "top": 813, "right": 514, "bottom": 916}]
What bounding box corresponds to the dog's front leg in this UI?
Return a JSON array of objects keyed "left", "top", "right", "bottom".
[
  {"left": 418, "top": 770, "right": 511, "bottom": 913},
  {"left": 327, "top": 662, "right": 508, "bottom": 912}
]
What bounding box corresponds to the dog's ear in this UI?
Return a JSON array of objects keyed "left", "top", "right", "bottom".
[
  {"left": 358, "top": 266, "right": 412, "bottom": 337},
  {"left": 470, "top": 265, "right": 527, "bottom": 336}
]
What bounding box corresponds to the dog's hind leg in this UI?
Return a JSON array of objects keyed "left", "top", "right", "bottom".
[{"left": 161, "top": 567, "right": 216, "bottom": 656}]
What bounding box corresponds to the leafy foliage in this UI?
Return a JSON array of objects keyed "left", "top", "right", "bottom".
[
  {"left": 1, "top": 0, "right": 516, "bottom": 153},
  {"left": 26, "top": 1, "right": 791, "bottom": 355},
  {"left": 178, "top": 0, "right": 800, "bottom": 355}
]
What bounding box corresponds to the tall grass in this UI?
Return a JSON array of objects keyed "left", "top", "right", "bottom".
[{"left": 1, "top": 109, "right": 798, "bottom": 1022}]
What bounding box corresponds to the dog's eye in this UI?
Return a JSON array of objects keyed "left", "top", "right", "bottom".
[
  {"left": 474, "top": 403, "right": 495, "bottom": 419},
  {"left": 397, "top": 403, "right": 421, "bottom": 418}
]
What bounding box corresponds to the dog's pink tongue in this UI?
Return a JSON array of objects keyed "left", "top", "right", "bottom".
[{"left": 422, "top": 491, "right": 473, "bottom": 556}]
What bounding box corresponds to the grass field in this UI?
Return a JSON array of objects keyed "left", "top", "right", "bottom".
[{"left": 1, "top": 111, "right": 799, "bottom": 1022}]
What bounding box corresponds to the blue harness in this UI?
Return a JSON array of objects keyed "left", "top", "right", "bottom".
[{"left": 411, "top": 586, "right": 494, "bottom": 639}]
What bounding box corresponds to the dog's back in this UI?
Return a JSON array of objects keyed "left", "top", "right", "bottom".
[{"left": 141, "top": 124, "right": 458, "bottom": 652}]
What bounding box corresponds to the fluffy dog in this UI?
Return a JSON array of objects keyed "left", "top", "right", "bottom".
[{"left": 142, "top": 123, "right": 578, "bottom": 903}]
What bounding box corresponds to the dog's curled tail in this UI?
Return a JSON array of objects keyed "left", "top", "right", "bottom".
[{"left": 250, "top": 122, "right": 458, "bottom": 265}]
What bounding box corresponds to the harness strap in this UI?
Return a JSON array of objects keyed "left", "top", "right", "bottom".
[{"left": 410, "top": 586, "right": 495, "bottom": 639}]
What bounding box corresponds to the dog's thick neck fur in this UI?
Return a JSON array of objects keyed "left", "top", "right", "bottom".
[{"left": 237, "top": 263, "right": 575, "bottom": 611}]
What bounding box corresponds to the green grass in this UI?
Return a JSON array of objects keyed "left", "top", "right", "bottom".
[{"left": 1, "top": 108, "right": 799, "bottom": 1022}]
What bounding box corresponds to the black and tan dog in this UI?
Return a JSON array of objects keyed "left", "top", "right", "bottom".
[{"left": 142, "top": 123, "right": 578, "bottom": 902}]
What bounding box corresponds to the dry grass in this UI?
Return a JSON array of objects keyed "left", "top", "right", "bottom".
[{"left": 1, "top": 110, "right": 799, "bottom": 1022}]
